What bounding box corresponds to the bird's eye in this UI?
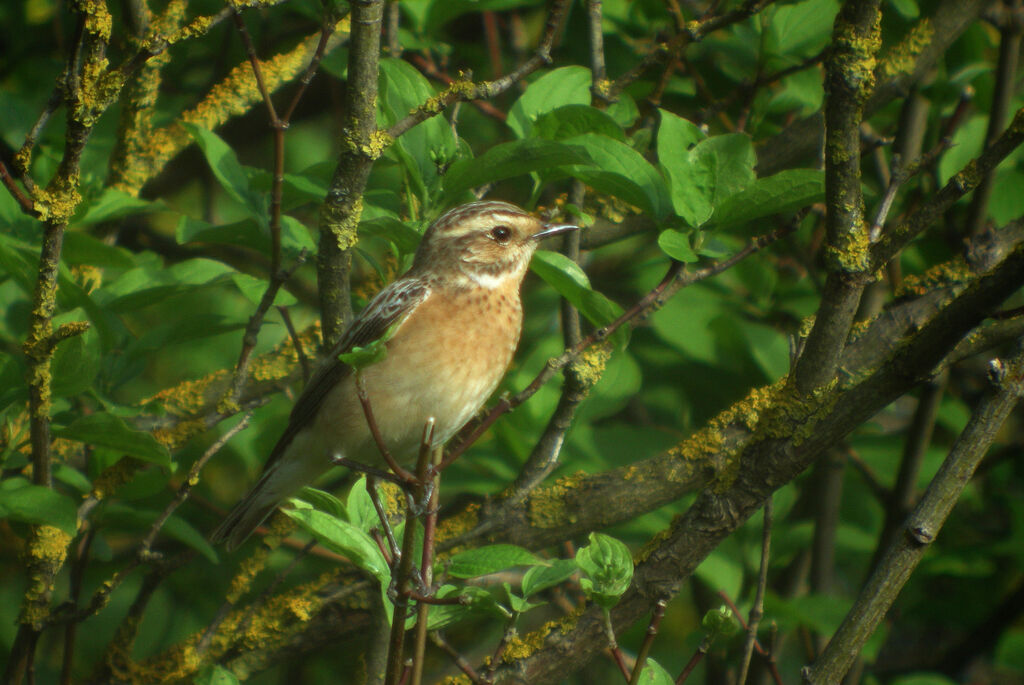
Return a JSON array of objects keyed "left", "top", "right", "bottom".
[{"left": 490, "top": 225, "right": 512, "bottom": 243}]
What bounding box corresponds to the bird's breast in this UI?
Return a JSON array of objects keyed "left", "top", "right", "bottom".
[{"left": 315, "top": 282, "right": 524, "bottom": 465}]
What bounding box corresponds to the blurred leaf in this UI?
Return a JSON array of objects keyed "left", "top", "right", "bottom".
[
  {"left": 426, "top": 0, "right": 544, "bottom": 34},
  {"left": 50, "top": 325, "right": 100, "bottom": 398},
  {"left": 657, "top": 229, "right": 699, "bottom": 263},
  {"left": 99, "top": 258, "right": 234, "bottom": 312},
  {"left": 0, "top": 478, "right": 78, "bottom": 534},
  {"left": 231, "top": 273, "right": 297, "bottom": 307},
  {"left": 184, "top": 123, "right": 267, "bottom": 224},
  {"left": 445, "top": 544, "right": 542, "bottom": 579},
  {"left": 183, "top": 125, "right": 264, "bottom": 219},
  {"left": 194, "top": 665, "right": 239, "bottom": 685},
  {"left": 55, "top": 413, "right": 171, "bottom": 466},
  {"left": 508, "top": 65, "right": 592, "bottom": 138},
  {"left": 74, "top": 188, "right": 156, "bottom": 225},
  {"left": 887, "top": 675, "right": 959, "bottom": 685},
  {"left": 62, "top": 231, "right": 136, "bottom": 269}
]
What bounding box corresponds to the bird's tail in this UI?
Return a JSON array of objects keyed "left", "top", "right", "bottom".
[{"left": 209, "top": 468, "right": 286, "bottom": 551}]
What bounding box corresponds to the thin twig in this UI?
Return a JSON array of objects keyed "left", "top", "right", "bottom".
[
  {"left": 140, "top": 413, "right": 253, "bottom": 554},
  {"left": 737, "top": 498, "right": 773, "bottom": 684},
  {"left": 628, "top": 598, "right": 669, "bottom": 685},
  {"left": 276, "top": 306, "right": 312, "bottom": 382},
  {"left": 355, "top": 372, "right": 417, "bottom": 482},
  {"left": 430, "top": 632, "right": 485, "bottom": 683}
]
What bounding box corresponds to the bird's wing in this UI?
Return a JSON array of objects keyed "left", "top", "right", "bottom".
[{"left": 261, "top": 277, "right": 431, "bottom": 470}]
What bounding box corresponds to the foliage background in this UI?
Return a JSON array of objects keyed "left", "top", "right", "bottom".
[{"left": 2, "top": 0, "right": 1024, "bottom": 683}]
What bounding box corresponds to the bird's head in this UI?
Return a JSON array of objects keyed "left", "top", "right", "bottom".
[{"left": 412, "top": 201, "right": 579, "bottom": 289}]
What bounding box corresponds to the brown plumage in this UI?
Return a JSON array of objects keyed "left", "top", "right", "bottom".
[{"left": 211, "top": 201, "right": 578, "bottom": 550}]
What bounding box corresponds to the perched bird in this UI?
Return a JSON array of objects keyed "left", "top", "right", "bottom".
[{"left": 212, "top": 200, "right": 579, "bottom": 550}]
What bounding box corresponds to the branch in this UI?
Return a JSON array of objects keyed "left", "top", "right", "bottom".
[
  {"left": 805, "top": 340, "right": 1024, "bottom": 682},
  {"left": 317, "top": 0, "right": 385, "bottom": 346},
  {"left": 792, "top": 0, "right": 881, "bottom": 394}
]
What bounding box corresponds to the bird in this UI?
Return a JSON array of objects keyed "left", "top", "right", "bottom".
[{"left": 211, "top": 200, "right": 580, "bottom": 550}]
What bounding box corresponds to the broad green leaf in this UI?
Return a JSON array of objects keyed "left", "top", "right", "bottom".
[
  {"left": 533, "top": 105, "right": 625, "bottom": 142},
  {"left": 530, "top": 250, "right": 626, "bottom": 347},
  {"left": 75, "top": 188, "right": 155, "bottom": 225},
  {"left": 425, "top": 585, "right": 502, "bottom": 630},
  {"left": 280, "top": 215, "right": 317, "bottom": 253},
  {"left": 360, "top": 216, "right": 422, "bottom": 254},
  {"left": 231, "top": 272, "right": 298, "bottom": 307},
  {"left": 711, "top": 169, "right": 824, "bottom": 229},
  {"left": 508, "top": 66, "right": 592, "bottom": 138},
  {"left": 62, "top": 231, "right": 136, "bottom": 269},
  {"left": 664, "top": 133, "right": 756, "bottom": 228},
  {"left": 0, "top": 478, "right": 78, "bottom": 534},
  {"left": 989, "top": 169, "right": 1024, "bottom": 226},
  {"left": 99, "top": 258, "right": 234, "bottom": 312},
  {"left": 297, "top": 487, "right": 346, "bottom": 519},
  {"left": 50, "top": 325, "right": 100, "bottom": 398},
  {"left": 284, "top": 503, "right": 390, "bottom": 586},
  {"left": 521, "top": 559, "right": 578, "bottom": 597},
  {"left": 55, "top": 412, "right": 171, "bottom": 466},
  {"left": 445, "top": 544, "right": 542, "bottom": 579},
  {"left": 184, "top": 122, "right": 267, "bottom": 223},
  {"left": 657, "top": 109, "right": 705, "bottom": 161},
  {"left": 563, "top": 133, "right": 672, "bottom": 219},
  {"left": 378, "top": 58, "right": 455, "bottom": 197},
  {"left": 442, "top": 138, "right": 592, "bottom": 199},
  {"left": 504, "top": 583, "right": 542, "bottom": 614},
  {"left": 657, "top": 229, "right": 699, "bottom": 263},
  {"left": 346, "top": 476, "right": 380, "bottom": 533},
  {"left": 575, "top": 532, "right": 634, "bottom": 609}
]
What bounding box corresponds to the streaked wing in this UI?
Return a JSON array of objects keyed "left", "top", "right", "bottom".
[{"left": 261, "top": 278, "right": 430, "bottom": 470}]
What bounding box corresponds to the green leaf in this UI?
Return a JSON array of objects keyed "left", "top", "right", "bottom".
[
  {"left": 284, "top": 503, "right": 390, "bottom": 586},
  {"left": 504, "top": 582, "right": 542, "bottom": 614},
  {"left": 575, "top": 532, "right": 634, "bottom": 609},
  {"left": 50, "top": 325, "right": 100, "bottom": 398},
  {"left": 442, "top": 138, "right": 592, "bottom": 200},
  {"left": 507, "top": 66, "right": 592, "bottom": 138},
  {"left": 55, "top": 413, "right": 171, "bottom": 466},
  {"left": 426, "top": 0, "right": 543, "bottom": 33},
  {"left": 562, "top": 133, "right": 672, "bottom": 219},
  {"left": 530, "top": 250, "right": 627, "bottom": 347},
  {"left": 194, "top": 665, "right": 240, "bottom": 685},
  {"left": 338, "top": 341, "right": 388, "bottom": 370},
  {"left": 533, "top": 105, "right": 625, "bottom": 142},
  {"left": 711, "top": 169, "right": 824, "bottom": 229},
  {"left": 521, "top": 559, "right": 578, "bottom": 597},
  {"left": 701, "top": 605, "right": 739, "bottom": 638},
  {"left": 657, "top": 229, "right": 699, "bottom": 263},
  {"left": 445, "top": 544, "right": 543, "bottom": 579},
  {"left": 0, "top": 478, "right": 78, "bottom": 534},
  {"left": 184, "top": 122, "right": 267, "bottom": 223},
  {"left": 62, "top": 231, "right": 137, "bottom": 269},
  {"left": 75, "top": 188, "right": 156, "bottom": 225},
  {"left": 231, "top": 272, "right": 297, "bottom": 307},
  {"left": 346, "top": 476, "right": 380, "bottom": 533},
  {"left": 637, "top": 658, "right": 675, "bottom": 685},
  {"left": 297, "top": 487, "right": 346, "bottom": 519},
  {"left": 657, "top": 109, "right": 705, "bottom": 160},
  {"left": 664, "top": 133, "right": 756, "bottom": 228},
  {"left": 99, "top": 258, "right": 234, "bottom": 313}
]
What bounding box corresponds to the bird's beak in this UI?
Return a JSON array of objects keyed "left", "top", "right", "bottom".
[{"left": 532, "top": 223, "right": 581, "bottom": 241}]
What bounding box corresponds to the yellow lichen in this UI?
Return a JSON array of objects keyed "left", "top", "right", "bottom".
[
  {"left": 19, "top": 525, "right": 72, "bottom": 627},
  {"left": 526, "top": 472, "right": 586, "bottom": 529},
  {"left": 894, "top": 257, "right": 974, "bottom": 299},
  {"left": 879, "top": 18, "right": 934, "bottom": 80},
  {"left": 825, "top": 222, "right": 872, "bottom": 273},
  {"left": 502, "top": 605, "right": 582, "bottom": 662},
  {"left": 569, "top": 342, "right": 612, "bottom": 390},
  {"left": 90, "top": 457, "right": 145, "bottom": 500}
]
